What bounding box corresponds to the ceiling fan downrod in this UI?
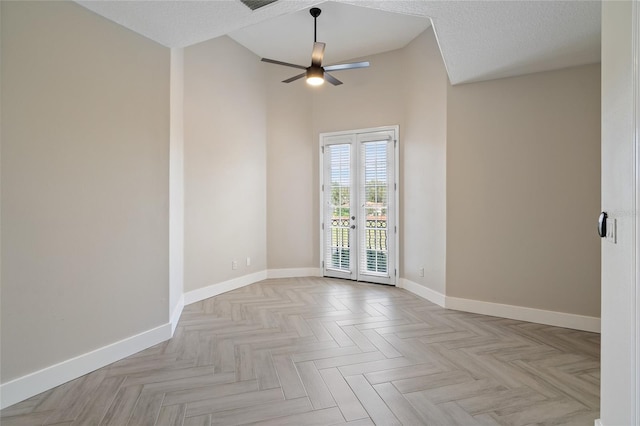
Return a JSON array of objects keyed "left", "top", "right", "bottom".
[{"left": 310, "top": 7, "right": 321, "bottom": 43}]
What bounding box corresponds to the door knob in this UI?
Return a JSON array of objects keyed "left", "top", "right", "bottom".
[
  {"left": 351, "top": 225, "right": 356, "bottom": 229},
  {"left": 598, "top": 212, "right": 607, "bottom": 238}
]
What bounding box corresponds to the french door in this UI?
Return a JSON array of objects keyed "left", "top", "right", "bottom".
[{"left": 320, "top": 127, "right": 398, "bottom": 285}]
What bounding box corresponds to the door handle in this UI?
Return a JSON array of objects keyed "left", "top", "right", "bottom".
[{"left": 598, "top": 212, "right": 607, "bottom": 238}]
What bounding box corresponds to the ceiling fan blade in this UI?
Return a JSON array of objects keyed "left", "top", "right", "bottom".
[
  {"left": 311, "top": 42, "right": 325, "bottom": 67},
  {"left": 282, "top": 72, "right": 306, "bottom": 83},
  {"left": 324, "top": 72, "right": 343, "bottom": 86},
  {"left": 261, "top": 58, "right": 307, "bottom": 70},
  {"left": 324, "top": 61, "right": 370, "bottom": 72}
]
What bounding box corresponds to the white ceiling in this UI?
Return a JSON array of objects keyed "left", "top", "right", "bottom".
[
  {"left": 75, "top": 0, "right": 601, "bottom": 85},
  {"left": 228, "top": 2, "right": 431, "bottom": 68}
]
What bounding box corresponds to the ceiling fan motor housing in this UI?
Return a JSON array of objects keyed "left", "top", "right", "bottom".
[{"left": 306, "top": 66, "right": 324, "bottom": 79}]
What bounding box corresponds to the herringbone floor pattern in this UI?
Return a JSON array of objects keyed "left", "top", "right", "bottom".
[{"left": 1, "top": 277, "right": 600, "bottom": 425}]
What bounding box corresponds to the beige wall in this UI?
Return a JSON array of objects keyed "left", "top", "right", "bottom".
[
  {"left": 170, "top": 48, "right": 185, "bottom": 318},
  {"left": 309, "top": 49, "right": 406, "bottom": 267},
  {"left": 447, "top": 64, "right": 601, "bottom": 317},
  {"left": 600, "top": 1, "right": 637, "bottom": 423},
  {"left": 400, "top": 29, "right": 448, "bottom": 293},
  {"left": 1, "top": 1, "right": 169, "bottom": 381},
  {"left": 266, "top": 67, "right": 315, "bottom": 269},
  {"left": 310, "top": 51, "right": 405, "bottom": 135},
  {"left": 265, "top": 28, "right": 449, "bottom": 296},
  {"left": 265, "top": 42, "right": 408, "bottom": 270},
  {"left": 184, "top": 36, "right": 267, "bottom": 291},
  {"left": 312, "top": 48, "right": 407, "bottom": 269}
]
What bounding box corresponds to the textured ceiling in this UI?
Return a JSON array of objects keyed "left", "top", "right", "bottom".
[
  {"left": 228, "top": 2, "right": 431, "bottom": 67},
  {"left": 75, "top": 0, "right": 319, "bottom": 48},
  {"left": 75, "top": 0, "right": 601, "bottom": 85}
]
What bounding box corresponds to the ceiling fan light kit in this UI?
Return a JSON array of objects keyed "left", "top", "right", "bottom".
[
  {"left": 261, "top": 7, "right": 370, "bottom": 87},
  {"left": 306, "top": 67, "right": 324, "bottom": 86}
]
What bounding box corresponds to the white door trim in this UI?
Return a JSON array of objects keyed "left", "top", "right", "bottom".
[
  {"left": 633, "top": 0, "right": 640, "bottom": 422},
  {"left": 319, "top": 125, "right": 400, "bottom": 285}
]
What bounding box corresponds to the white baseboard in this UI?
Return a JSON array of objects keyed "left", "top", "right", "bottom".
[
  {"left": 445, "top": 296, "right": 600, "bottom": 333},
  {"left": 182, "top": 269, "right": 323, "bottom": 305},
  {"left": 183, "top": 270, "right": 268, "bottom": 305},
  {"left": 0, "top": 322, "right": 171, "bottom": 410},
  {"left": 1, "top": 269, "right": 601, "bottom": 410},
  {"left": 183, "top": 269, "right": 325, "bottom": 305},
  {"left": 399, "top": 279, "right": 600, "bottom": 333},
  {"left": 170, "top": 294, "right": 184, "bottom": 335},
  {"left": 2, "top": 268, "right": 326, "bottom": 410},
  {"left": 267, "top": 268, "right": 322, "bottom": 279},
  {"left": 398, "top": 278, "right": 446, "bottom": 307}
]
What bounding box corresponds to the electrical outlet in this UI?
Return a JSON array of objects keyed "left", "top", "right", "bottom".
[
  {"left": 232, "top": 260, "right": 238, "bottom": 270},
  {"left": 419, "top": 267, "right": 425, "bottom": 277},
  {"left": 246, "top": 257, "right": 251, "bottom": 267}
]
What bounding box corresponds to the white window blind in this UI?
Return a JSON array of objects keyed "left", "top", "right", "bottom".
[
  {"left": 358, "top": 138, "right": 392, "bottom": 278},
  {"left": 324, "top": 142, "right": 352, "bottom": 273}
]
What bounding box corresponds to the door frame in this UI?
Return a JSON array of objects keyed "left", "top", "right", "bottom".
[
  {"left": 633, "top": 0, "right": 639, "bottom": 421},
  {"left": 318, "top": 125, "right": 400, "bottom": 286}
]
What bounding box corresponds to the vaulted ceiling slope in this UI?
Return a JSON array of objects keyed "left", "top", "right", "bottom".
[{"left": 75, "top": 0, "right": 601, "bottom": 85}]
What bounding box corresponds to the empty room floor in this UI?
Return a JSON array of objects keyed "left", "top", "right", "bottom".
[{"left": 1, "top": 277, "right": 600, "bottom": 425}]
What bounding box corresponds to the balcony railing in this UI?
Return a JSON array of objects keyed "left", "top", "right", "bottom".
[{"left": 329, "top": 216, "right": 387, "bottom": 274}]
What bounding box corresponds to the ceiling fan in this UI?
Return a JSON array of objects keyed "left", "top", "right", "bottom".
[{"left": 261, "top": 7, "right": 370, "bottom": 86}]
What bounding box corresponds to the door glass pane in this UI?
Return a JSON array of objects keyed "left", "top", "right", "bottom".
[
  {"left": 361, "top": 141, "right": 388, "bottom": 275},
  {"left": 327, "top": 144, "right": 351, "bottom": 271}
]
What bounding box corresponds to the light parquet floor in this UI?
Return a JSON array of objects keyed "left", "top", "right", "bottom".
[{"left": 1, "top": 277, "right": 600, "bottom": 425}]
